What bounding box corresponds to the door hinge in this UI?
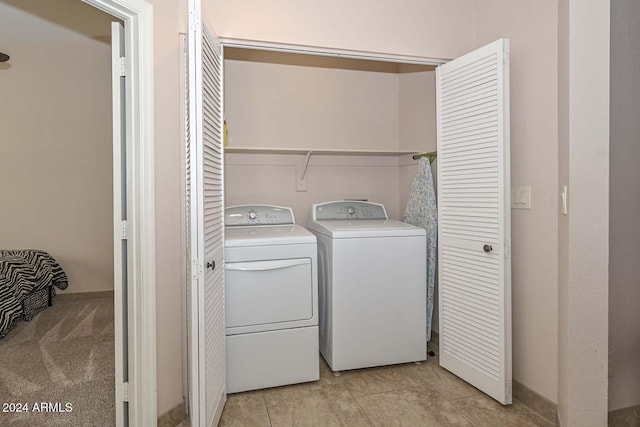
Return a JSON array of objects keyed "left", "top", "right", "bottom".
[
  {"left": 120, "top": 220, "right": 128, "bottom": 240},
  {"left": 119, "top": 57, "right": 126, "bottom": 77},
  {"left": 121, "top": 382, "right": 129, "bottom": 402},
  {"left": 192, "top": 258, "right": 203, "bottom": 277},
  {"left": 189, "top": 10, "right": 201, "bottom": 32}
]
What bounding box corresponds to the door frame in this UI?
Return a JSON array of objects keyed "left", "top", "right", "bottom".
[{"left": 83, "top": 0, "right": 156, "bottom": 424}]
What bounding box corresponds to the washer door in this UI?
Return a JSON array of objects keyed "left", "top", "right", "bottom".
[{"left": 225, "top": 258, "right": 313, "bottom": 332}]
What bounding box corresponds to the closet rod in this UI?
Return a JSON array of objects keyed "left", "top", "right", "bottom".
[{"left": 412, "top": 151, "right": 437, "bottom": 163}]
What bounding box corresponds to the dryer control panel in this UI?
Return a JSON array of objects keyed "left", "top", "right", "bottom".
[
  {"left": 312, "top": 201, "right": 388, "bottom": 221},
  {"left": 225, "top": 205, "right": 295, "bottom": 226}
]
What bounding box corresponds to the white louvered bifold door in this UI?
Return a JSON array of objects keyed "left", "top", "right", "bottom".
[
  {"left": 187, "top": 0, "right": 226, "bottom": 424},
  {"left": 436, "top": 39, "right": 512, "bottom": 405}
]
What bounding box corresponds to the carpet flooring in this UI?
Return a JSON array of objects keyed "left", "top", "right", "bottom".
[{"left": 0, "top": 296, "right": 115, "bottom": 426}]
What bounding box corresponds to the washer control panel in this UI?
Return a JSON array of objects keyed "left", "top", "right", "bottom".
[
  {"left": 225, "top": 205, "right": 295, "bottom": 226},
  {"left": 312, "top": 201, "right": 388, "bottom": 221}
]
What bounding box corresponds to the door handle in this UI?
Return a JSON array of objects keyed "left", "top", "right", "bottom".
[
  {"left": 206, "top": 260, "right": 216, "bottom": 270},
  {"left": 225, "top": 259, "right": 310, "bottom": 272},
  {"left": 483, "top": 244, "right": 493, "bottom": 253}
]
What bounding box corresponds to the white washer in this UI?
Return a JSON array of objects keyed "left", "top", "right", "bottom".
[
  {"left": 225, "top": 205, "right": 319, "bottom": 393},
  {"left": 307, "top": 201, "right": 427, "bottom": 373}
]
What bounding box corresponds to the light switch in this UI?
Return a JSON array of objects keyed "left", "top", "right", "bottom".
[{"left": 511, "top": 186, "right": 531, "bottom": 209}]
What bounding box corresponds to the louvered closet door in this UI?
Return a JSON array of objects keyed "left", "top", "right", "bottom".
[
  {"left": 436, "top": 39, "right": 512, "bottom": 404},
  {"left": 187, "top": 0, "right": 226, "bottom": 424}
]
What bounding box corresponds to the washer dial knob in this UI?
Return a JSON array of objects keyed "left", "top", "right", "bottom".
[
  {"left": 248, "top": 210, "right": 257, "bottom": 220},
  {"left": 347, "top": 206, "right": 355, "bottom": 216}
]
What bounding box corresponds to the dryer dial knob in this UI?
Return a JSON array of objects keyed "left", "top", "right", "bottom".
[
  {"left": 347, "top": 206, "right": 355, "bottom": 216},
  {"left": 248, "top": 210, "right": 257, "bottom": 220}
]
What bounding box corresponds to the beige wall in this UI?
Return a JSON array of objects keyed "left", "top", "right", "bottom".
[
  {"left": 398, "top": 70, "right": 438, "bottom": 330},
  {"left": 226, "top": 154, "right": 403, "bottom": 222},
  {"left": 609, "top": 0, "right": 640, "bottom": 412},
  {"left": 473, "top": 0, "right": 560, "bottom": 403},
  {"left": 205, "top": 0, "right": 475, "bottom": 60},
  {"left": 398, "top": 69, "right": 437, "bottom": 215},
  {"left": 148, "top": 0, "right": 185, "bottom": 416},
  {"left": 558, "top": 0, "right": 610, "bottom": 424},
  {"left": 224, "top": 53, "right": 401, "bottom": 151},
  {"left": 223, "top": 56, "right": 404, "bottom": 223},
  {"left": 399, "top": 70, "right": 436, "bottom": 153},
  {"left": 0, "top": 2, "right": 113, "bottom": 294},
  {"left": 224, "top": 56, "right": 438, "bottom": 223}
]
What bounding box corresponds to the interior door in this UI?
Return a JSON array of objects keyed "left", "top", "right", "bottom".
[
  {"left": 436, "top": 39, "right": 512, "bottom": 404},
  {"left": 187, "top": 0, "right": 227, "bottom": 425},
  {"left": 111, "top": 21, "right": 130, "bottom": 425}
]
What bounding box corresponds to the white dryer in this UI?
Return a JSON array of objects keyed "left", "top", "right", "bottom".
[
  {"left": 225, "top": 205, "right": 319, "bottom": 393},
  {"left": 307, "top": 201, "right": 427, "bottom": 373}
]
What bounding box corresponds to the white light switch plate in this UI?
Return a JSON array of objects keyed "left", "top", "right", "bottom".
[
  {"left": 561, "top": 186, "right": 568, "bottom": 215},
  {"left": 511, "top": 186, "right": 531, "bottom": 209}
]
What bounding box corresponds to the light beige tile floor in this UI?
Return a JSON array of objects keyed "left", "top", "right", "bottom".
[{"left": 219, "top": 344, "right": 553, "bottom": 427}]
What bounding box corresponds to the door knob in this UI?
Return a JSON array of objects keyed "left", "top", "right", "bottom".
[
  {"left": 206, "top": 260, "right": 216, "bottom": 270},
  {"left": 483, "top": 244, "right": 493, "bottom": 253}
]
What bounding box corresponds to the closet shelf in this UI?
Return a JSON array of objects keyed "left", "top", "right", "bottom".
[{"left": 224, "top": 147, "right": 419, "bottom": 156}]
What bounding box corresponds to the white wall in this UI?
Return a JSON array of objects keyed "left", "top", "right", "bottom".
[
  {"left": 0, "top": 2, "right": 113, "bottom": 294},
  {"left": 473, "top": 0, "right": 560, "bottom": 404},
  {"left": 609, "top": 0, "right": 640, "bottom": 412}
]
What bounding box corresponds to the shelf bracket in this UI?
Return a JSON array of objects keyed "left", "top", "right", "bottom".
[
  {"left": 296, "top": 151, "right": 312, "bottom": 192},
  {"left": 301, "top": 151, "right": 313, "bottom": 180}
]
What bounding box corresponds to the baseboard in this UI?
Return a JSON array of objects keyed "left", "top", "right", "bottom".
[
  {"left": 158, "top": 400, "right": 187, "bottom": 427},
  {"left": 55, "top": 290, "right": 114, "bottom": 301},
  {"left": 608, "top": 404, "right": 640, "bottom": 426},
  {"left": 513, "top": 381, "right": 557, "bottom": 424}
]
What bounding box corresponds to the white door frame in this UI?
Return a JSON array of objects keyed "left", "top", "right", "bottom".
[{"left": 83, "top": 0, "right": 156, "bottom": 424}]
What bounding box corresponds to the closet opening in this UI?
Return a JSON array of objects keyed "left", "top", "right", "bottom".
[{"left": 184, "top": 30, "right": 512, "bottom": 422}]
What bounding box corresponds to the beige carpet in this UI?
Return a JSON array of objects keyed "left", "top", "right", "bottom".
[{"left": 0, "top": 296, "right": 115, "bottom": 426}]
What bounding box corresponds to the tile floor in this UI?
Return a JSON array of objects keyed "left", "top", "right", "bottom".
[{"left": 218, "top": 344, "right": 553, "bottom": 427}]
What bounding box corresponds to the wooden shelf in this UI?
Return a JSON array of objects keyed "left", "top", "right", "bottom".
[{"left": 224, "top": 147, "right": 419, "bottom": 156}]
